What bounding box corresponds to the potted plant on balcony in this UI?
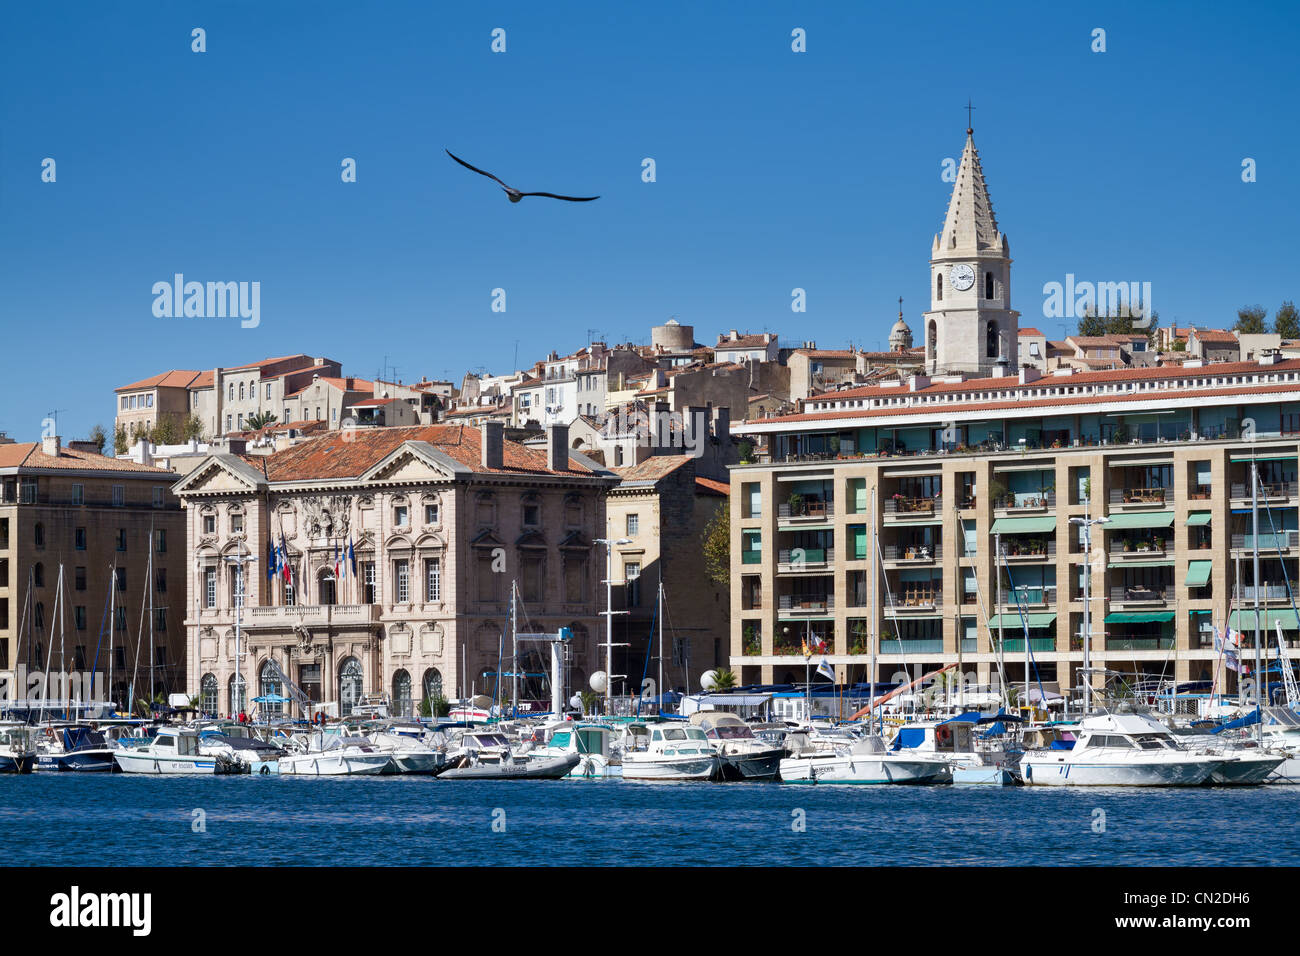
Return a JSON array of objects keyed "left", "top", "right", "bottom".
[
  {"left": 849, "top": 622, "right": 868, "bottom": 655},
  {"left": 989, "top": 477, "right": 1009, "bottom": 510},
  {"left": 1123, "top": 539, "right": 1133, "bottom": 553},
  {"left": 737, "top": 439, "right": 754, "bottom": 464},
  {"left": 743, "top": 624, "right": 760, "bottom": 656},
  {"left": 829, "top": 435, "right": 841, "bottom": 457},
  {"left": 788, "top": 492, "right": 805, "bottom": 517}
]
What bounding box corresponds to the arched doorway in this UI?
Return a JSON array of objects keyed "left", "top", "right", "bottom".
[
  {"left": 422, "top": 667, "right": 443, "bottom": 704},
  {"left": 229, "top": 674, "right": 248, "bottom": 715},
  {"left": 338, "top": 657, "right": 363, "bottom": 716},
  {"left": 259, "top": 660, "right": 283, "bottom": 716},
  {"left": 392, "top": 669, "right": 412, "bottom": 717}
]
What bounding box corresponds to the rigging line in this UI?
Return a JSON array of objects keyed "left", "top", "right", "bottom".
[
  {"left": 998, "top": 550, "right": 1047, "bottom": 705},
  {"left": 131, "top": 536, "right": 150, "bottom": 711},
  {"left": 635, "top": 596, "right": 660, "bottom": 717},
  {"left": 89, "top": 561, "right": 115, "bottom": 699},
  {"left": 14, "top": 567, "right": 32, "bottom": 676},
  {"left": 1256, "top": 477, "right": 1300, "bottom": 706}
]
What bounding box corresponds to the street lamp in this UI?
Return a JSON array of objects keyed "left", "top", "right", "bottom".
[
  {"left": 1069, "top": 514, "right": 1109, "bottom": 716},
  {"left": 596, "top": 536, "right": 633, "bottom": 716}
]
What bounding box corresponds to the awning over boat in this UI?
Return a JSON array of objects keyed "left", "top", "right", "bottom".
[
  {"left": 987, "top": 612, "right": 1056, "bottom": 629},
  {"left": 1185, "top": 560, "right": 1213, "bottom": 587},
  {"left": 890, "top": 727, "right": 927, "bottom": 750},
  {"left": 689, "top": 694, "right": 772, "bottom": 707},
  {"left": 1186, "top": 511, "right": 1212, "bottom": 526},
  {"left": 939, "top": 711, "right": 982, "bottom": 724},
  {"left": 1229, "top": 609, "right": 1300, "bottom": 630},
  {"left": 1102, "top": 511, "right": 1175, "bottom": 530},
  {"left": 990, "top": 516, "right": 1057, "bottom": 534},
  {"left": 1104, "top": 611, "right": 1176, "bottom": 624}
]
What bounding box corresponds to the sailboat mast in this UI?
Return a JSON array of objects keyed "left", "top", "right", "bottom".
[
  {"left": 869, "top": 485, "right": 877, "bottom": 734},
  {"left": 1252, "top": 459, "right": 1264, "bottom": 742},
  {"left": 147, "top": 523, "right": 155, "bottom": 703},
  {"left": 108, "top": 562, "right": 116, "bottom": 711},
  {"left": 657, "top": 579, "right": 664, "bottom": 714},
  {"left": 511, "top": 581, "right": 518, "bottom": 716}
]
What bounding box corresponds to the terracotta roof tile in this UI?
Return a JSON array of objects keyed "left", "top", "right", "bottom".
[
  {"left": 0, "top": 443, "right": 175, "bottom": 474},
  {"left": 115, "top": 370, "right": 203, "bottom": 392}
]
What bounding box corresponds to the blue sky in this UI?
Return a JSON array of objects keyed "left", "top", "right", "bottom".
[{"left": 2, "top": 1, "right": 1297, "bottom": 440}]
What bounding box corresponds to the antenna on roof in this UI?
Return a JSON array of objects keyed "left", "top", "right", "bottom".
[{"left": 44, "top": 408, "right": 67, "bottom": 438}]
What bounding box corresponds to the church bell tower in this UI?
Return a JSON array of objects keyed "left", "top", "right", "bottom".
[{"left": 923, "top": 122, "right": 1018, "bottom": 376}]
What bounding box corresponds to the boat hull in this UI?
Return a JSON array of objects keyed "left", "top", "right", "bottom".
[
  {"left": 278, "top": 753, "right": 392, "bottom": 776},
  {"left": 38, "top": 750, "right": 119, "bottom": 772},
  {"left": 779, "top": 754, "right": 951, "bottom": 785},
  {"left": 0, "top": 753, "right": 36, "bottom": 774},
  {"left": 1209, "top": 754, "right": 1285, "bottom": 785},
  {"left": 620, "top": 754, "right": 719, "bottom": 781},
  {"left": 717, "top": 748, "right": 785, "bottom": 781},
  {"left": 113, "top": 752, "right": 217, "bottom": 774},
  {"left": 1021, "top": 756, "right": 1220, "bottom": 786},
  {"left": 437, "top": 754, "right": 580, "bottom": 780}
]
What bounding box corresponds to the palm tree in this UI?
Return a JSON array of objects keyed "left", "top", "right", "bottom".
[
  {"left": 246, "top": 411, "right": 278, "bottom": 431},
  {"left": 711, "top": 668, "right": 737, "bottom": 691}
]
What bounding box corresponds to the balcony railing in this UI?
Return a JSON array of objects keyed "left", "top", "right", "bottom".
[
  {"left": 777, "top": 547, "right": 835, "bottom": 570},
  {"left": 1232, "top": 584, "right": 1293, "bottom": 602},
  {"left": 243, "top": 604, "right": 382, "bottom": 628},
  {"left": 1001, "top": 586, "right": 1057, "bottom": 606},
  {"left": 993, "top": 491, "right": 1055, "bottom": 511},
  {"left": 1230, "top": 481, "right": 1298, "bottom": 501},
  {"left": 778, "top": 595, "right": 835, "bottom": 614},
  {"left": 884, "top": 496, "right": 939, "bottom": 516},
  {"left": 1002, "top": 541, "right": 1057, "bottom": 561},
  {"left": 998, "top": 637, "right": 1056, "bottom": 653},
  {"left": 1110, "top": 487, "right": 1169, "bottom": 505},
  {"left": 887, "top": 586, "right": 943, "bottom": 611},
  {"left": 1109, "top": 542, "right": 1170, "bottom": 558},
  {"left": 778, "top": 501, "right": 834, "bottom": 520},
  {"left": 883, "top": 544, "right": 943, "bottom": 562},
  {"left": 1109, "top": 585, "right": 1175, "bottom": 604},
  {"left": 1230, "top": 531, "right": 1300, "bottom": 552},
  {"left": 1106, "top": 637, "right": 1175, "bottom": 651}
]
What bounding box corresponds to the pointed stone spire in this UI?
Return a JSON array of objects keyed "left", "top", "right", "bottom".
[{"left": 934, "top": 129, "right": 1007, "bottom": 257}]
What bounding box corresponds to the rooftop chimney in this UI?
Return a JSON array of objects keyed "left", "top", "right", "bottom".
[
  {"left": 481, "top": 420, "right": 504, "bottom": 469},
  {"left": 41, "top": 435, "right": 60, "bottom": 457},
  {"left": 547, "top": 423, "right": 569, "bottom": 472}
]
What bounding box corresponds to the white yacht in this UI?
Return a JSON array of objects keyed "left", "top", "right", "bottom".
[
  {"left": 1021, "top": 712, "right": 1228, "bottom": 786},
  {"left": 621, "top": 723, "right": 720, "bottom": 781},
  {"left": 113, "top": 727, "right": 218, "bottom": 774},
  {"left": 197, "top": 724, "right": 284, "bottom": 775},
  {"left": 278, "top": 732, "right": 393, "bottom": 776},
  {"left": 366, "top": 731, "right": 442, "bottom": 774},
  {"left": 688, "top": 712, "right": 784, "bottom": 780},
  {"left": 0, "top": 725, "right": 37, "bottom": 774},
  {"left": 779, "top": 729, "right": 952, "bottom": 784}
]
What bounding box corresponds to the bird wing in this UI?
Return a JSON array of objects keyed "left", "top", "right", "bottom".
[
  {"left": 516, "top": 192, "right": 601, "bottom": 202},
  {"left": 445, "top": 150, "right": 512, "bottom": 189}
]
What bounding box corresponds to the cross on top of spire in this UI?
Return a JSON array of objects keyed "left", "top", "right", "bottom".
[{"left": 965, "top": 98, "right": 975, "bottom": 134}]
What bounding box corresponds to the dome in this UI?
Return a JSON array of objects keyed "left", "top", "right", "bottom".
[{"left": 889, "top": 313, "right": 913, "bottom": 351}]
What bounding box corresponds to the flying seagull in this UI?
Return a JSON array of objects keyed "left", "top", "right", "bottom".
[{"left": 445, "top": 150, "right": 599, "bottom": 203}]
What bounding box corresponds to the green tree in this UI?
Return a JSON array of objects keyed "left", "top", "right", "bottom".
[
  {"left": 180, "top": 413, "right": 205, "bottom": 442},
  {"left": 700, "top": 503, "right": 730, "bottom": 587},
  {"left": 246, "top": 411, "right": 278, "bottom": 431},
  {"left": 113, "top": 424, "right": 128, "bottom": 456},
  {"left": 1235, "top": 305, "right": 1269, "bottom": 334},
  {"left": 86, "top": 424, "right": 108, "bottom": 456},
  {"left": 1274, "top": 300, "right": 1300, "bottom": 340},
  {"left": 152, "top": 413, "right": 182, "bottom": 445}
]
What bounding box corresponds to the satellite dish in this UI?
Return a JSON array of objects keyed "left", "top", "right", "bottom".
[
  {"left": 589, "top": 671, "right": 608, "bottom": 693},
  {"left": 700, "top": 670, "right": 718, "bottom": 691}
]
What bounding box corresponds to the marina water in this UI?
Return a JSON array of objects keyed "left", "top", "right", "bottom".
[{"left": 2, "top": 776, "right": 1297, "bottom": 866}]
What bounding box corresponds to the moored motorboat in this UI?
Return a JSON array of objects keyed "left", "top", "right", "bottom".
[
  {"left": 0, "top": 726, "right": 37, "bottom": 774},
  {"left": 1021, "top": 712, "right": 1226, "bottom": 787},
  {"left": 113, "top": 727, "right": 217, "bottom": 774},
  {"left": 689, "top": 712, "right": 784, "bottom": 781},
  {"left": 436, "top": 752, "right": 580, "bottom": 780},
  {"left": 621, "top": 723, "right": 720, "bottom": 781},
  {"left": 779, "top": 731, "right": 952, "bottom": 784},
  {"left": 278, "top": 732, "right": 393, "bottom": 776},
  {"left": 37, "top": 726, "right": 119, "bottom": 772}
]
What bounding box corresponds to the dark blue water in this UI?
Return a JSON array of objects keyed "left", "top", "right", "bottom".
[{"left": 3, "top": 776, "right": 1296, "bottom": 866}]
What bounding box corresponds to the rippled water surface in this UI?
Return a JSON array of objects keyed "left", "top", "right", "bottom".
[{"left": 2, "top": 775, "right": 1297, "bottom": 866}]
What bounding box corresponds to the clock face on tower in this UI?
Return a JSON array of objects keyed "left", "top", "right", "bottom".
[{"left": 949, "top": 263, "right": 975, "bottom": 292}]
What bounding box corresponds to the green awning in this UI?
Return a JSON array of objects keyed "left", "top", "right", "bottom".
[
  {"left": 1105, "top": 612, "right": 1176, "bottom": 624},
  {"left": 1230, "top": 453, "right": 1298, "bottom": 462},
  {"left": 1107, "top": 559, "right": 1174, "bottom": 568},
  {"left": 1229, "top": 609, "right": 1300, "bottom": 630},
  {"left": 1102, "top": 511, "right": 1175, "bottom": 530},
  {"left": 1185, "top": 559, "right": 1213, "bottom": 587},
  {"left": 888, "top": 516, "right": 944, "bottom": 526},
  {"left": 987, "top": 612, "right": 1056, "bottom": 629},
  {"left": 990, "top": 516, "right": 1057, "bottom": 534},
  {"left": 1186, "top": 511, "right": 1212, "bottom": 526}
]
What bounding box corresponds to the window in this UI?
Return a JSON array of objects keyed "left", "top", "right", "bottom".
[
  {"left": 156, "top": 568, "right": 166, "bottom": 593},
  {"left": 146, "top": 394, "right": 154, "bottom": 408},
  {"left": 237, "top": 413, "right": 244, "bottom": 429},
  {"left": 744, "top": 483, "right": 761, "bottom": 519},
  {"left": 230, "top": 513, "right": 243, "bottom": 534},
  {"left": 742, "top": 530, "right": 762, "bottom": 565},
  {"left": 204, "top": 568, "right": 216, "bottom": 608},
  {"left": 203, "top": 514, "right": 216, "bottom": 534},
  {"left": 20, "top": 479, "right": 37, "bottom": 504},
  {"left": 266, "top": 383, "right": 273, "bottom": 399},
  {"left": 425, "top": 503, "right": 439, "bottom": 524},
  {"left": 115, "top": 568, "right": 126, "bottom": 592},
  {"left": 625, "top": 562, "right": 641, "bottom": 607},
  {"left": 426, "top": 557, "right": 441, "bottom": 602},
  {"left": 33, "top": 563, "right": 45, "bottom": 588},
  {"left": 115, "top": 607, "right": 126, "bottom": 632},
  {"left": 75, "top": 527, "right": 86, "bottom": 550},
  {"left": 35, "top": 602, "right": 45, "bottom": 630},
  {"left": 238, "top": 383, "right": 245, "bottom": 400},
  {"left": 226, "top": 415, "right": 232, "bottom": 432},
  {"left": 155, "top": 529, "right": 166, "bottom": 552},
  {"left": 523, "top": 502, "right": 541, "bottom": 527},
  {"left": 363, "top": 562, "right": 376, "bottom": 604},
  {"left": 153, "top": 487, "right": 164, "bottom": 508},
  {"left": 395, "top": 506, "right": 409, "bottom": 528},
  {"left": 154, "top": 609, "right": 167, "bottom": 632},
  {"left": 936, "top": 271, "right": 943, "bottom": 301},
  {"left": 626, "top": 514, "right": 639, "bottom": 536},
  {"left": 71, "top": 484, "right": 83, "bottom": 505},
  {"left": 112, "top": 485, "right": 125, "bottom": 507},
  {"left": 984, "top": 271, "right": 994, "bottom": 299},
  {"left": 201, "top": 674, "right": 218, "bottom": 715},
  {"left": 34, "top": 523, "right": 44, "bottom": 548},
  {"left": 229, "top": 383, "right": 235, "bottom": 401},
  {"left": 259, "top": 661, "right": 282, "bottom": 716},
  {"left": 986, "top": 321, "right": 999, "bottom": 358},
  {"left": 116, "top": 529, "right": 127, "bottom": 552},
  {"left": 338, "top": 657, "right": 363, "bottom": 717},
  {"left": 395, "top": 559, "right": 410, "bottom": 603},
  {"left": 392, "top": 669, "right": 413, "bottom": 718},
  {"left": 75, "top": 567, "right": 86, "bottom": 591}
]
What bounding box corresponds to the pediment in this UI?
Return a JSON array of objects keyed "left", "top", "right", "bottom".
[
  {"left": 359, "top": 441, "right": 469, "bottom": 484},
  {"left": 173, "top": 454, "right": 266, "bottom": 497}
]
